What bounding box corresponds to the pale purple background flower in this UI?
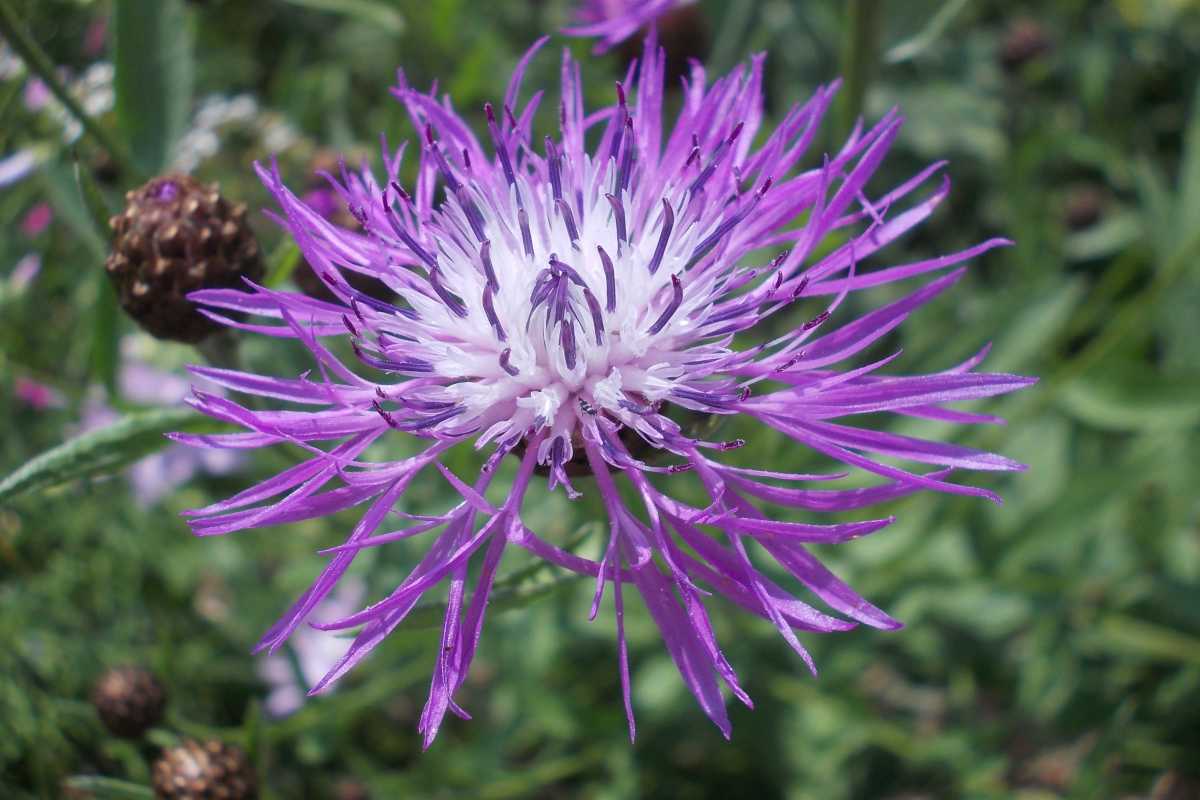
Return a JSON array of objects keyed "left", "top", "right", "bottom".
[
  {"left": 7, "top": 253, "right": 42, "bottom": 292},
  {"left": 564, "top": 0, "right": 693, "bottom": 51},
  {"left": 180, "top": 35, "right": 1034, "bottom": 746},
  {"left": 257, "top": 577, "right": 367, "bottom": 718},
  {"left": 80, "top": 337, "right": 242, "bottom": 507}
]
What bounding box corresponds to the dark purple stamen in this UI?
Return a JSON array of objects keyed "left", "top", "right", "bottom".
[
  {"left": 556, "top": 199, "right": 580, "bottom": 242},
  {"left": 608, "top": 82, "right": 627, "bottom": 163},
  {"left": 382, "top": 187, "right": 438, "bottom": 269},
  {"left": 548, "top": 254, "right": 588, "bottom": 289},
  {"left": 648, "top": 198, "right": 675, "bottom": 275},
  {"left": 518, "top": 208, "right": 534, "bottom": 258},
  {"left": 485, "top": 103, "right": 517, "bottom": 188},
  {"left": 687, "top": 178, "right": 772, "bottom": 267},
  {"left": 425, "top": 124, "right": 462, "bottom": 192},
  {"left": 546, "top": 136, "right": 563, "bottom": 201},
  {"left": 688, "top": 122, "right": 744, "bottom": 196},
  {"left": 582, "top": 287, "right": 605, "bottom": 345},
  {"left": 674, "top": 386, "right": 740, "bottom": 409},
  {"left": 456, "top": 187, "right": 487, "bottom": 242},
  {"left": 352, "top": 343, "right": 434, "bottom": 374},
  {"left": 347, "top": 284, "right": 415, "bottom": 320},
  {"left": 560, "top": 319, "right": 578, "bottom": 370},
  {"left": 372, "top": 400, "right": 400, "bottom": 429},
  {"left": 529, "top": 268, "right": 556, "bottom": 310},
  {"left": 619, "top": 397, "right": 653, "bottom": 414},
  {"left": 579, "top": 398, "right": 597, "bottom": 415},
  {"left": 616, "top": 117, "right": 635, "bottom": 193},
  {"left": 398, "top": 406, "right": 464, "bottom": 432},
  {"left": 597, "top": 245, "right": 617, "bottom": 312},
  {"left": 462, "top": 148, "right": 472, "bottom": 171},
  {"left": 499, "top": 348, "right": 519, "bottom": 376},
  {"left": 341, "top": 314, "right": 359, "bottom": 338},
  {"left": 479, "top": 240, "right": 499, "bottom": 291},
  {"left": 648, "top": 273, "right": 684, "bottom": 334},
  {"left": 605, "top": 193, "right": 627, "bottom": 245},
  {"left": 429, "top": 267, "right": 468, "bottom": 318},
  {"left": 482, "top": 284, "right": 506, "bottom": 341},
  {"left": 717, "top": 439, "right": 746, "bottom": 451},
  {"left": 803, "top": 310, "right": 830, "bottom": 331}
]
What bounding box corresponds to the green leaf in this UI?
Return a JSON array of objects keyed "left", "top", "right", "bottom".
[
  {"left": 279, "top": 0, "right": 405, "bottom": 33},
  {"left": 884, "top": 0, "right": 971, "bottom": 64},
  {"left": 62, "top": 776, "right": 154, "bottom": 800},
  {"left": 1059, "top": 364, "right": 1200, "bottom": 431},
  {"left": 263, "top": 241, "right": 302, "bottom": 288},
  {"left": 1176, "top": 83, "right": 1200, "bottom": 256},
  {"left": 987, "top": 280, "right": 1085, "bottom": 373},
  {"left": 0, "top": 407, "right": 221, "bottom": 504},
  {"left": 90, "top": 271, "right": 121, "bottom": 398},
  {"left": 1085, "top": 616, "right": 1200, "bottom": 667},
  {"left": 113, "top": 0, "right": 195, "bottom": 173}
]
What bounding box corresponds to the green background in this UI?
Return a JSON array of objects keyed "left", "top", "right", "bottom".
[{"left": 2, "top": 0, "right": 1199, "bottom": 797}]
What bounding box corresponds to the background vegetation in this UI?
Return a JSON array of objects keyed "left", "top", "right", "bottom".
[{"left": 2, "top": 0, "right": 1199, "bottom": 797}]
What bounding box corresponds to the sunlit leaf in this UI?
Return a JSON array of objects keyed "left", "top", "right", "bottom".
[
  {"left": 113, "top": 0, "right": 195, "bottom": 173},
  {"left": 0, "top": 407, "right": 221, "bottom": 504}
]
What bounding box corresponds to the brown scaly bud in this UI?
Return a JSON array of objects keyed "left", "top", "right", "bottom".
[
  {"left": 999, "top": 17, "right": 1052, "bottom": 73},
  {"left": 1063, "top": 184, "right": 1106, "bottom": 231},
  {"left": 106, "top": 174, "right": 263, "bottom": 343},
  {"left": 90, "top": 666, "right": 167, "bottom": 739},
  {"left": 152, "top": 739, "right": 257, "bottom": 800}
]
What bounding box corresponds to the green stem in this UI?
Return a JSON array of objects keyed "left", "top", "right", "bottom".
[
  {"left": 836, "top": 0, "right": 885, "bottom": 143},
  {"left": 0, "top": 0, "right": 144, "bottom": 182}
]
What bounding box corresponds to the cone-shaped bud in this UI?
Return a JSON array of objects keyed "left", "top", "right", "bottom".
[
  {"left": 106, "top": 174, "right": 262, "bottom": 343},
  {"left": 152, "top": 739, "right": 257, "bottom": 800},
  {"left": 91, "top": 665, "right": 167, "bottom": 739}
]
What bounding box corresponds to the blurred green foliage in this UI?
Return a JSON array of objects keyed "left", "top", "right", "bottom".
[{"left": 2, "top": 0, "right": 1199, "bottom": 798}]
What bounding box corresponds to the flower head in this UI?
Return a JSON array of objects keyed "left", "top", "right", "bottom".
[
  {"left": 564, "top": 0, "right": 693, "bottom": 52},
  {"left": 179, "top": 35, "right": 1034, "bottom": 746}
]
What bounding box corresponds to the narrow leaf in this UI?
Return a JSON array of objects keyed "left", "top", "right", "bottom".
[
  {"left": 279, "top": 0, "right": 405, "bottom": 33},
  {"left": 113, "top": 0, "right": 195, "bottom": 173},
  {"left": 62, "top": 776, "right": 154, "bottom": 800},
  {"left": 0, "top": 407, "right": 221, "bottom": 504}
]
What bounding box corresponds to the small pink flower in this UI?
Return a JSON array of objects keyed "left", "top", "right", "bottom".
[
  {"left": 21, "top": 202, "right": 53, "bottom": 238},
  {"left": 84, "top": 16, "right": 108, "bottom": 58},
  {"left": 14, "top": 377, "right": 65, "bottom": 410}
]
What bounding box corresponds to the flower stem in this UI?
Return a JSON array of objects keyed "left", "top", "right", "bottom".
[
  {"left": 0, "top": 0, "right": 143, "bottom": 182},
  {"left": 836, "top": 0, "right": 885, "bottom": 143}
]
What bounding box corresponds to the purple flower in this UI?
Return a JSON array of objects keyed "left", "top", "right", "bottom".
[
  {"left": 179, "top": 36, "right": 1034, "bottom": 746},
  {"left": 564, "top": 0, "right": 693, "bottom": 52}
]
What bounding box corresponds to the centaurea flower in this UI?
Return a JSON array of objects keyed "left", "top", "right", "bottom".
[
  {"left": 179, "top": 36, "right": 1034, "bottom": 745},
  {"left": 564, "top": 0, "right": 693, "bottom": 52}
]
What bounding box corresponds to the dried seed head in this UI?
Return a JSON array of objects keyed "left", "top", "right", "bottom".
[
  {"left": 1000, "top": 17, "right": 1052, "bottom": 73},
  {"left": 152, "top": 739, "right": 257, "bottom": 800},
  {"left": 1063, "top": 183, "right": 1106, "bottom": 231},
  {"left": 91, "top": 666, "right": 167, "bottom": 739},
  {"left": 105, "top": 174, "right": 263, "bottom": 343}
]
